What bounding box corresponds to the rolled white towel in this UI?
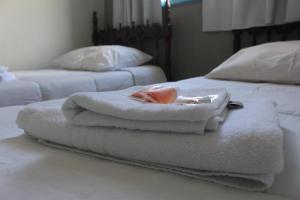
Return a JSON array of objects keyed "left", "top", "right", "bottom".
[{"left": 0, "top": 72, "right": 16, "bottom": 82}]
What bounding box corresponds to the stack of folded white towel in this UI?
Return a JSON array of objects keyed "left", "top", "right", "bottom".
[
  {"left": 0, "top": 65, "right": 16, "bottom": 82},
  {"left": 63, "top": 85, "right": 230, "bottom": 134},
  {"left": 17, "top": 83, "right": 284, "bottom": 191}
]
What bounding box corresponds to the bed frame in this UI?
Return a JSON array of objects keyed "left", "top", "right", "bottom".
[
  {"left": 92, "top": 1, "right": 172, "bottom": 80},
  {"left": 233, "top": 22, "right": 300, "bottom": 52}
]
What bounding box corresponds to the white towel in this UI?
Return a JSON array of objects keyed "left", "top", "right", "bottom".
[
  {"left": 0, "top": 72, "right": 16, "bottom": 82},
  {"left": 62, "top": 85, "right": 230, "bottom": 134},
  {"left": 17, "top": 99, "right": 284, "bottom": 191}
]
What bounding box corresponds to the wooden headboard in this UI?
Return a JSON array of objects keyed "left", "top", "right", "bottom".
[
  {"left": 92, "top": 1, "right": 172, "bottom": 80},
  {"left": 233, "top": 22, "right": 300, "bottom": 52}
]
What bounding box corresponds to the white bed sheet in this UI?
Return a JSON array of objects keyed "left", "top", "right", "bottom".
[
  {"left": 178, "top": 77, "right": 300, "bottom": 199},
  {"left": 0, "top": 80, "right": 42, "bottom": 107},
  {"left": 0, "top": 66, "right": 166, "bottom": 107},
  {"left": 1, "top": 77, "right": 299, "bottom": 200},
  {"left": 14, "top": 65, "right": 166, "bottom": 101}
]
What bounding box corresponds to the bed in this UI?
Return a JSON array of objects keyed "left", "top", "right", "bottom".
[
  {"left": 0, "top": 3, "right": 172, "bottom": 107},
  {"left": 0, "top": 66, "right": 166, "bottom": 107},
  {"left": 1, "top": 5, "right": 300, "bottom": 200},
  {"left": 0, "top": 76, "right": 297, "bottom": 200}
]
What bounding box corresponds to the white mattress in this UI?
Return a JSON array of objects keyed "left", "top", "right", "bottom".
[
  {"left": 0, "top": 66, "right": 166, "bottom": 107},
  {"left": 0, "top": 80, "right": 42, "bottom": 107},
  {"left": 15, "top": 66, "right": 166, "bottom": 99},
  {"left": 178, "top": 77, "right": 300, "bottom": 199},
  {"left": 1, "top": 77, "right": 299, "bottom": 200}
]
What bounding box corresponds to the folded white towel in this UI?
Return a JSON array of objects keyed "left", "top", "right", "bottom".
[
  {"left": 62, "top": 85, "right": 230, "bottom": 134},
  {"left": 17, "top": 99, "right": 284, "bottom": 191},
  {"left": 0, "top": 72, "right": 16, "bottom": 82}
]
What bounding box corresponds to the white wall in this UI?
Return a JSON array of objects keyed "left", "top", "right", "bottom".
[
  {"left": 0, "top": 0, "right": 104, "bottom": 71},
  {"left": 104, "top": 1, "right": 234, "bottom": 80},
  {"left": 171, "top": 2, "right": 233, "bottom": 80}
]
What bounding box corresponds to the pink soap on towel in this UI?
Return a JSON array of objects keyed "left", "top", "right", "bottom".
[{"left": 131, "top": 86, "right": 178, "bottom": 104}]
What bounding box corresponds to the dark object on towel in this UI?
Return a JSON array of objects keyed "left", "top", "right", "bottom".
[{"left": 227, "top": 101, "right": 244, "bottom": 110}]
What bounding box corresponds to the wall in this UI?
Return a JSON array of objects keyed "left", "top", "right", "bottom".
[
  {"left": 171, "top": 2, "right": 233, "bottom": 80},
  {"left": 0, "top": 0, "right": 104, "bottom": 71},
  {"left": 103, "top": 1, "right": 233, "bottom": 80}
]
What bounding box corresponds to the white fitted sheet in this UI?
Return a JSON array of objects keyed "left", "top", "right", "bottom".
[
  {"left": 0, "top": 77, "right": 299, "bottom": 200},
  {"left": 0, "top": 80, "right": 42, "bottom": 107},
  {"left": 0, "top": 66, "right": 166, "bottom": 107},
  {"left": 178, "top": 77, "right": 300, "bottom": 199},
  {"left": 14, "top": 66, "right": 166, "bottom": 100}
]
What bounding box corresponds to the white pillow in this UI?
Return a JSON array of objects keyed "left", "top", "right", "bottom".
[
  {"left": 53, "top": 45, "right": 153, "bottom": 72},
  {"left": 206, "top": 41, "right": 300, "bottom": 84}
]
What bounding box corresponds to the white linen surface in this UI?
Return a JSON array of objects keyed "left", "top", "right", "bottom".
[
  {"left": 1, "top": 77, "right": 300, "bottom": 200},
  {"left": 0, "top": 66, "right": 166, "bottom": 107},
  {"left": 53, "top": 46, "right": 153, "bottom": 72},
  {"left": 17, "top": 99, "right": 283, "bottom": 191},
  {"left": 206, "top": 41, "right": 300, "bottom": 84},
  {"left": 119, "top": 65, "right": 167, "bottom": 86},
  {"left": 0, "top": 80, "right": 42, "bottom": 107},
  {"left": 0, "top": 72, "right": 16, "bottom": 82},
  {"left": 62, "top": 85, "right": 230, "bottom": 134},
  {"left": 0, "top": 106, "right": 289, "bottom": 200},
  {"left": 14, "top": 66, "right": 166, "bottom": 100},
  {"left": 63, "top": 85, "right": 229, "bottom": 122}
]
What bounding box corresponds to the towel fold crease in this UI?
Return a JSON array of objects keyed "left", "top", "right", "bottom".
[{"left": 62, "top": 85, "right": 230, "bottom": 134}]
